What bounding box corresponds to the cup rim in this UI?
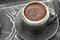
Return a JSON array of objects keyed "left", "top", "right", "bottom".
[{"left": 22, "top": 1, "right": 49, "bottom": 24}]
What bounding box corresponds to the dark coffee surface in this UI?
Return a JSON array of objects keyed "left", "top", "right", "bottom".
[{"left": 24, "top": 2, "right": 47, "bottom": 21}]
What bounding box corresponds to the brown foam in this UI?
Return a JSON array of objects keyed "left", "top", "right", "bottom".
[{"left": 24, "top": 2, "right": 47, "bottom": 21}]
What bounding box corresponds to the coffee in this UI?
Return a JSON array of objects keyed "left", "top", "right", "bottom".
[
  {"left": 24, "top": 2, "right": 47, "bottom": 21},
  {"left": 22, "top": 1, "right": 49, "bottom": 26}
]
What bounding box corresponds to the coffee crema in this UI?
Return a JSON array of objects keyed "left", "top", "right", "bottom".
[{"left": 24, "top": 2, "right": 47, "bottom": 21}]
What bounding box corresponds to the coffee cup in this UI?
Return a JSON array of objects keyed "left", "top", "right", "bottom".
[
  {"left": 20, "top": 1, "right": 50, "bottom": 34},
  {"left": 22, "top": 1, "right": 49, "bottom": 26}
]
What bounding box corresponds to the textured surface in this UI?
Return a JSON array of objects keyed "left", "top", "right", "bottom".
[
  {"left": 0, "top": 0, "right": 60, "bottom": 40},
  {"left": 49, "top": 0, "right": 60, "bottom": 40}
]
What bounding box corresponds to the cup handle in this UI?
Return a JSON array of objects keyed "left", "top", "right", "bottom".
[{"left": 47, "top": 13, "right": 57, "bottom": 25}]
